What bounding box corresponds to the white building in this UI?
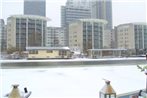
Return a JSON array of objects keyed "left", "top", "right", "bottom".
[
  {"left": 115, "top": 23, "right": 147, "bottom": 55},
  {"left": 7, "top": 15, "right": 48, "bottom": 51},
  {"left": 46, "top": 27, "right": 66, "bottom": 47},
  {"left": 69, "top": 19, "right": 107, "bottom": 54}
]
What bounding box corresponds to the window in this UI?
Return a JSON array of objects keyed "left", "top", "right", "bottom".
[
  {"left": 29, "top": 50, "right": 38, "bottom": 54},
  {"left": 47, "top": 50, "right": 53, "bottom": 53},
  {"left": 59, "top": 50, "right": 67, "bottom": 55}
]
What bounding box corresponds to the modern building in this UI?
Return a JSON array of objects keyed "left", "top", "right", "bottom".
[
  {"left": 0, "top": 19, "right": 6, "bottom": 52},
  {"left": 66, "top": 0, "right": 90, "bottom": 9},
  {"left": 103, "top": 28, "right": 117, "bottom": 49},
  {"left": 61, "top": 0, "right": 91, "bottom": 46},
  {"left": 61, "top": 5, "right": 91, "bottom": 27},
  {"left": 111, "top": 28, "right": 117, "bottom": 48},
  {"left": 24, "top": 0, "right": 46, "bottom": 16},
  {"left": 46, "top": 27, "right": 66, "bottom": 47},
  {"left": 91, "top": 0, "right": 113, "bottom": 30},
  {"left": 115, "top": 23, "right": 147, "bottom": 55},
  {"left": 69, "top": 19, "right": 107, "bottom": 54},
  {"left": 7, "top": 15, "right": 48, "bottom": 51},
  {"left": 103, "top": 29, "right": 112, "bottom": 48},
  {"left": 87, "top": 49, "right": 127, "bottom": 58},
  {"left": 26, "top": 47, "right": 71, "bottom": 59}
]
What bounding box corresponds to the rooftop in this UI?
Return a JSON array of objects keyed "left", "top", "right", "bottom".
[
  {"left": 8, "top": 15, "right": 50, "bottom": 21},
  {"left": 26, "top": 47, "right": 70, "bottom": 50}
]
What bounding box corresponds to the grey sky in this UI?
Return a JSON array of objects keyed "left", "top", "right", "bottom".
[{"left": 0, "top": 0, "right": 147, "bottom": 27}]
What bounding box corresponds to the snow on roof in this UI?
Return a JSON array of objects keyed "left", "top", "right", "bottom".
[
  {"left": 88, "top": 48, "right": 127, "bottom": 51},
  {"left": 26, "top": 47, "right": 70, "bottom": 50}
]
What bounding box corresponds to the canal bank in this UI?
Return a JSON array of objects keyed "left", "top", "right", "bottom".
[{"left": 1, "top": 57, "right": 147, "bottom": 69}]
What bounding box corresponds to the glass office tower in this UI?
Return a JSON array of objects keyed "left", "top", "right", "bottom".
[{"left": 24, "top": 0, "right": 46, "bottom": 17}]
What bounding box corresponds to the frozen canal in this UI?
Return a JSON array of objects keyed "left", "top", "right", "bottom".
[{"left": 1, "top": 65, "right": 147, "bottom": 98}]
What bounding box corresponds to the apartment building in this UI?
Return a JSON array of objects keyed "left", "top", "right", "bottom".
[
  {"left": 0, "top": 19, "right": 6, "bottom": 52},
  {"left": 7, "top": 15, "right": 48, "bottom": 51},
  {"left": 46, "top": 27, "right": 66, "bottom": 47},
  {"left": 69, "top": 19, "right": 107, "bottom": 54},
  {"left": 116, "top": 23, "right": 147, "bottom": 55}
]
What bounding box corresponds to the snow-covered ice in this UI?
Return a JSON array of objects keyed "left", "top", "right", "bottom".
[{"left": 1, "top": 65, "right": 146, "bottom": 98}]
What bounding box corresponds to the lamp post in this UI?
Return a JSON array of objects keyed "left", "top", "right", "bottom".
[
  {"left": 145, "top": 70, "right": 147, "bottom": 93},
  {"left": 99, "top": 80, "right": 116, "bottom": 98}
]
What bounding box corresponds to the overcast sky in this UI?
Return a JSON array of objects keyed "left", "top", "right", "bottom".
[{"left": 0, "top": 0, "right": 147, "bottom": 27}]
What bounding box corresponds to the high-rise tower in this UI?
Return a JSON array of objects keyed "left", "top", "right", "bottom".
[
  {"left": 91, "top": 0, "right": 112, "bottom": 29},
  {"left": 24, "top": 0, "right": 46, "bottom": 17},
  {"left": 61, "top": 0, "right": 91, "bottom": 27},
  {"left": 0, "top": 19, "right": 6, "bottom": 52},
  {"left": 61, "top": 0, "right": 91, "bottom": 46}
]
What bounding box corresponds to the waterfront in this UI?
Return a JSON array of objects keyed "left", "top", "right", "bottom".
[
  {"left": 1, "top": 63, "right": 147, "bottom": 98},
  {"left": 1, "top": 57, "right": 147, "bottom": 69}
]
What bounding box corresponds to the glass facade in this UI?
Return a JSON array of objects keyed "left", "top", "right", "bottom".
[
  {"left": 61, "top": 0, "right": 91, "bottom": 46},
  {"left": 61, "top": 6, "right": 91, "bottom": 27},
  {"left": 46, "top": 27, "right": 65, "bottom": 47},
  {"left": 91, "top": 0, "right": 112, "bottom": 30},
  {"left": 0, "top": 19, "right": 6, "bottom": 52},
  {"left": 24, "top": 0, "right": 46, "bottom": 16},
  {"left": 134, "top": 24, "right": 147, "bottom": 49},
  {"left": 7, "top": 16, "right": 47, "bottom": 51},
  {"left": 82, "top": 21, "right": 104, "bottom": 53}
]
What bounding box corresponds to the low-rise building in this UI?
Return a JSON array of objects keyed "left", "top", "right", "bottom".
[
  {"left": 87, "top": 49, "right": 127, "bottom": 58},
  {"left": 26, "top": 47, "right": 71, "bottom": 59}
]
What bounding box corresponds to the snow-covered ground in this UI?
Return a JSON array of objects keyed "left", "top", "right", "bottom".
[
  {"left": 0, "top": 57, "right": 146, "bottom": 63},
  {"left": 1, "top": 65, "right": 146, "bottom": 98},
  {"left": 1, "top": 57, "right": 146, "bottom": 69}
]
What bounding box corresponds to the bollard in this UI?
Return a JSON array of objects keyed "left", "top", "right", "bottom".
[
  {"left": 8, "top": 84, "right": 21, "bottom": 98},
  {"left": 6, "top": 84, "right": 32, "bottom": 98}
]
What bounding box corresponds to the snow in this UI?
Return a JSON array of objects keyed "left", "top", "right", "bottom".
[
  {"left": 1, "top": 65, "right": 146, "bottom": 98},
  {"left": 0, "top": 57, "right": 146, "bottom": 63}
]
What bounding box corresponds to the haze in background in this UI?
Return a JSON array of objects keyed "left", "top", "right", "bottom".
[{"left": 0, "top": 0, "right": 146, "bottom": 27}]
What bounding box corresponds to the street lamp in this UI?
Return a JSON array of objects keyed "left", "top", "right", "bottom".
[{"left": 99, "top": 80, "right": 116, "bottom": 98}]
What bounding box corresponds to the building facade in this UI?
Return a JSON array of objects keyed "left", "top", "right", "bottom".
[
  {"left": 69, "top": 19, "right": 107, "bottom": 54},
  {"left": 26, "top": 47, "right": 71, "bottom": 59},
  {"left": 66, "top": 0, "right": 90, "bottom": 8},
  {"left": 7, "top": 15, "right": 47, "bottom": 51},
  {"left": 46, "top": 27, "right": 66, "bottom": 47},
  {"left": 91, "top": 0, "right": 113, "bottom": 30},
  {"left": 24, "top": 0, "right": 46, "bottom": 16},
  {"left": 116, "top": 23, "right": 147, "bottom": 55},
  {"left": 87, "top": 49, "right": 127, "bottom": 58},
  {"left": 61, "top": 0, "right": 91, "bottom": 46},
  {"left": 61, "top": 6, "right": 91, "bottom": 28},
  {"left": 0, "top": 19, "right": 6, "bottom": 52}
]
